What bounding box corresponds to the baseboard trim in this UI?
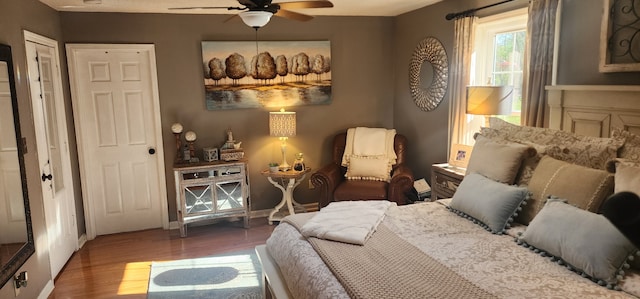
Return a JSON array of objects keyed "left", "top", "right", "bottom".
[
  {"left": 167, "top": 203, "right": 319, "bottom": 230},
  {"left": 251, "top": 202, "right": 319, "bottom": 218},
  {"left": 37, "top": 279, "right": 55, "bottom": 299},
  {"left": 77, "top": 233, "right": 87, "bottom": 249}
]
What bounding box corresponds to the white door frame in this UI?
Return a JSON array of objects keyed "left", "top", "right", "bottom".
[
  {"left": 66, "top": 44, "right": 169, "bottom": 240},
  {"left": 23, "top": 30, "right": 78, "bottom": 276}
]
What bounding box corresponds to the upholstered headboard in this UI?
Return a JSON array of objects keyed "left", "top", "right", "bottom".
[{"left": 547, "top": 85, "right": 640, "bottom": 137}]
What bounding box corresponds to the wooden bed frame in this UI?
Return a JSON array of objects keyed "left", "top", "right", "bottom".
[
  {"left": 547, "top": 85, "right": 640, "bottom": 137},
  {"left": 257, "top": 85, "right": 640, "bottom": 298}
]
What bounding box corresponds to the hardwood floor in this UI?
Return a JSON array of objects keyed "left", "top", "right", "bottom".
[{"left": 48, "top": 218, "right": 275, "bottom": 299}]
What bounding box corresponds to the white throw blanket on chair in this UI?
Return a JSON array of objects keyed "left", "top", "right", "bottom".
[
  {"left": 300, "top": 200, "right": 395, "bottom": 245},
  {"left": 341, "top": 127, "right": 397, "bottom": 167}
]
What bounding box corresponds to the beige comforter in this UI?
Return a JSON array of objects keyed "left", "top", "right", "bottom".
[{"left": 265, "top": 201, "right": 638, "bottom": 299}]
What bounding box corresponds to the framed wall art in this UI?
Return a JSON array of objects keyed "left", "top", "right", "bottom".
[
  {"left": 202, "top": 40, "right": 332, "bottom": 110},
  {"left": 599, "top": 0, "right": 640, "bottom": 72}
]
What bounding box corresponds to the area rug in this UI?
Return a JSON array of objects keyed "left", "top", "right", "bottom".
[{"left": 147, "top": 249, "right": 262, "bottom": 299}]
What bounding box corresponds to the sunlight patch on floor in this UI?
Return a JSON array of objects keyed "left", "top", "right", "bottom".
[{"left": 117, "top": 261, "right": 152, "bottom": 295}]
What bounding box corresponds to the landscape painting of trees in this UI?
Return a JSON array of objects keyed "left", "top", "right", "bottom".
[{"left": 201, "top": 40, "right": 332, "bottom": 110}]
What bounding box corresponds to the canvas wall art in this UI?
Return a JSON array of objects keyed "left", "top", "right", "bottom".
[{"left": 202, "top": 40, "right": 332, "bottom": 110}]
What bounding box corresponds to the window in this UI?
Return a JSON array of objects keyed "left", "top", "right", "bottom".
[{"left": 464, "top": 8, "right": 528, "bottom": 144}]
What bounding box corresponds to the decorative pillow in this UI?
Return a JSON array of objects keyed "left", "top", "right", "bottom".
[
  {"left": 465, "top": 135, "right": 536, "bottom": 185},
  {"left": 487, "top": 117, "right": 624, "bottom": 171},
  {"left": 345, "top": 155, "right": 391, "bottom": 182},
  {"left": 519, "top": 156, "right": 614, "bottom": 225},
  {"left": 612, "top": 127, "right": 640, "bottom": 162},
  {"left": 449, "top": 173, "right": 529, "bottom": 234},
  {"left": 517, "top": 198, "right": 638, "bottom": 289},
  {"left": 478, "top": 127, "right": 549, "bottom": 186}
]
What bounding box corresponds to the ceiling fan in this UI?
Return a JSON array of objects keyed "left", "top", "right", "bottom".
[{"left": 170, "top": 0, "right": 334, "bottom": 28}]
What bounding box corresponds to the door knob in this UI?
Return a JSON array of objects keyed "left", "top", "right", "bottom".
[
  {"left": 41, "top": 173, "right": 53, "bottom": 182},
  {"left": 148, "top": 147, "right": 156, "bottom": 155}
]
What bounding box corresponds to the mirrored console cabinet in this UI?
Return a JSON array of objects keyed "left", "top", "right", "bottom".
[{"left": 174, "top": 160, "right": 250, "bottom": 237}]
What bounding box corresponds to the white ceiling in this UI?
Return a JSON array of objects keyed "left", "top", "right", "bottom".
[{"left": 39, "top": 0, "right": 443, "bottom": 17}]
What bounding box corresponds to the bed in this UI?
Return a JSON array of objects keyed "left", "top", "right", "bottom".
[{"left": 256, "top": 85, "right": 640, "bottom": 299}]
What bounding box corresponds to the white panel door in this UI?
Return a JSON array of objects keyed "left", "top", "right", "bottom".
[
  {"left": 67, "top": 44, "right": 168, "bottom": 239},
  {"left": 24, "top": 31, "right": 78, "bottom": 278}
]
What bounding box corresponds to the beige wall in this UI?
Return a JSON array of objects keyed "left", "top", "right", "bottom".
[
  {"left": 60, "top": 12, "right": 395, "bottom": 216},
  {"left": 0, "top": 0, "right": 62, "bottom": 297}
]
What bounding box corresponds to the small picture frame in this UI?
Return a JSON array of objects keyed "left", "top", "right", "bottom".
[
  {"left": 203, "top": 147, "right": 219, "bottom": 162},
  {"left": 448, "top": 144, "right": 473, "bottom": 169}
]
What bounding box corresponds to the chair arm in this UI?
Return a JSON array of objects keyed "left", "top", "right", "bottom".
[
  {"left": 311, "top": 163, "right": 344, "bottom": 209},
  {"left": 388, "top": 163, "right": 414, "bottom": 205}
]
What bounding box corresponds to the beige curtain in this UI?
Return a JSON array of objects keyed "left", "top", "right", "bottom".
[
  {"left": 448, "top": 16, "right": 476, "bottom": 147},
  {"left": 522, "top": 0, "right": 559, "bottom": 127}
]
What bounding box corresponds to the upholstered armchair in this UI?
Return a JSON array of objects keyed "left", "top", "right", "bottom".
[{"left": 310, "top": 132, "right": 414, "bottom": 209}]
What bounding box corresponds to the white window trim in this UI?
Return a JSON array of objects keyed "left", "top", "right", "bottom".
[{"left": 472, "top": 8, "right": 528, "bottom": 86}]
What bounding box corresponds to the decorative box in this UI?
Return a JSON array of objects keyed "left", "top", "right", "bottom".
[
  {"left": 220, "top": 149, "right": 244, "bottom": 161},
  {"left": 203, "top": 147, "right": 219, "bottom": 162}
]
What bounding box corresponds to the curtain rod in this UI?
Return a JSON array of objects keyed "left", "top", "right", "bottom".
[{"left": 445, "top": 0, "right": 516, "bottom": 20}]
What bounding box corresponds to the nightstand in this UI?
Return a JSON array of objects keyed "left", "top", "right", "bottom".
[
  {"left": 261, "top": 168, "right": 311, "bottom": 225},
  {"left": 174, "top": 160, "right": 250, "bottom": 237},
  {"left": 431, "top": 163, "right": 465, "bottom": 201}
]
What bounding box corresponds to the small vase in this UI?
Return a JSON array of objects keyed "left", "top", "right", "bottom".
[
  {"left": 293, "top": 153, "right": 305, "bottom": 171},
  {"left": 269, "top": 166, "right": 279, "bottom": 173}
]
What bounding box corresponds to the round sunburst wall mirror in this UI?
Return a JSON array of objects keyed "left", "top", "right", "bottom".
[{"left": 409, "top": 37, "right": 448, "bottom": 111}]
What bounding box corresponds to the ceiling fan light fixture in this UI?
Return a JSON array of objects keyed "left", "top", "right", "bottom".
[{"left": 239, "top": 11, "right": 274, "bottom": 28}]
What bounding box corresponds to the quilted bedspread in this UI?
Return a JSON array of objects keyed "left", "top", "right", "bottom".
[{"left": 265, "top": 201, "right": 638, "bottom": 299}]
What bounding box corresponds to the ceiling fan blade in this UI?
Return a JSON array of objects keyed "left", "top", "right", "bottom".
[
  {"left": 275, "top": 9, "right": 313, "bottom": 21},
  {"left": 277, "top": 1, "right": 333, "bottom": 9},
  {"left": 168, "top": 6, "right": 243, "bottom": 10},
  {"left": 238, "top": 0, "right": 260, "bottom": 8}
]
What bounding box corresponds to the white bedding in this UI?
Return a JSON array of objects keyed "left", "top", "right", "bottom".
[
  {"left": 301, "top": 200, "right": 393, "bottom": 245},
  {"left": 266, "top": 201, "right": 638, "bottom": 298}
]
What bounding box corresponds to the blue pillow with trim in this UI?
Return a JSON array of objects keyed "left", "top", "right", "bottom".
[
  {"left": 517, "top": 198, "right": 639, "bottom": 289},
  {"left": 449, "top": 173, "right": 529, "bottom": 234}
]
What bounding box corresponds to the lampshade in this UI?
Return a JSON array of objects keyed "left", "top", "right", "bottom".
[
  {"left": 239, "top": 11, "right": 274, "bottom": 28},
  {"left": 269, "top": 109, "right": 296, "bottom": 137},
  {"left": 466, "top": 86, "right": 514, "bottom": 115}
]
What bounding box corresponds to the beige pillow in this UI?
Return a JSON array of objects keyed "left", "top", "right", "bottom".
[
  {"left": 465, "top": 135, "right": 536, "bottom": 185},
  {"left": 345, "top": 155, "right": 391, "bottom": 182},
  {"left": 518, "top": 156, "right": 614, "bottom": 225},
  {"left": 615, "top": 163, "right": 640, "bottom": 194}
]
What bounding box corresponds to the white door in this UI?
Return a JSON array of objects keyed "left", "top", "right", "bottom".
[
  {"left": 24, "top": 31, "right": 78, "bottom": 278},
  {"left": 66, "top": 44, "right": 168, "bottom": 239}
]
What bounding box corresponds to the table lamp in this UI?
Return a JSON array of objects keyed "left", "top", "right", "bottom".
[
  {"left": 269, "top": 108, "right": 296, "bottom": 171},
  {"left": 466, "top": 86, "right": 514, "bottom": 127}
]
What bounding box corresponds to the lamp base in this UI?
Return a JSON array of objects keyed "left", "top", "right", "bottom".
[
  {"left": 279, "top": 138, "right": 291, "bottom": 171},
  {"left": 279, "top": 162, "right": 291, "bottom": 171}
]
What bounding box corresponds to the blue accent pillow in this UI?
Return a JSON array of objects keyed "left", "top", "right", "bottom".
[
  {"left": 449, "top": 173, "right": 529, "bottom": 234},
  {"left": 517, "top": 198, "right": 639, "bottom": 289}
]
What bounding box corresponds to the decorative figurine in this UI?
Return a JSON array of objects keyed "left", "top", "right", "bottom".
[
  {"left": 220, "top": 128, "right": 245, "bottom": 161},
  {"left": 171, "top": 123, "right": 183, "bottom": 162},
  {"left": 185, "top": 131, "right": 197, "bottom": 162}
]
